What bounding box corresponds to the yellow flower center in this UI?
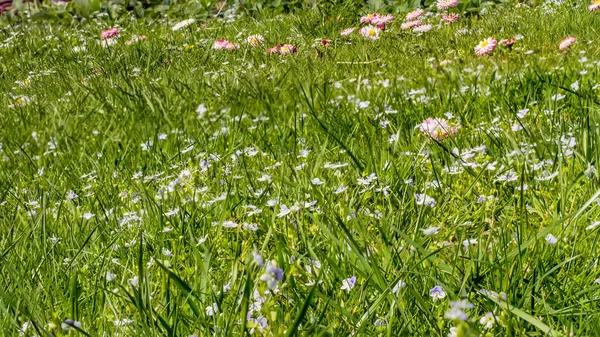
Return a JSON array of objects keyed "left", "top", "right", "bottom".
[
  {"left": 16, "top": 97, "right": 23, "bottom": 104},
  {"left": 595, "top": 0, "right": 600, "bottom": 5},
  {"left": 251, "top": 38, "right": 257, "bottom": 44},
  {"left": 369, "top": 29, "right": 376, "bottom": 36},
  {"left": 480, "top": 40, "right": 488, "bottom": 47}
]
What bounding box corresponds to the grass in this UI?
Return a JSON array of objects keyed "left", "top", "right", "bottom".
[{"left": 1, "top": 1, "right": 600, "bottom": 336}]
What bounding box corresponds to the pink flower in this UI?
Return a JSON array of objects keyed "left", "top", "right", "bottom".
[
  {"left": 401, "top": 20, "right": 421, "bottom": 30},
  {"left": 436, "top": 0, "right": 458, "bottom": 10},
  {"left": 213, "top": 40, "right": 238, "bottom": 50},
  {"left": 101, "top": 27, "right": 119, "bottom": 40},
  {"left": 474, "top": 37, "right": 497, "bottom": 56},
  {"left": 265, "top": 45, "right": 281, "bottom": 54},
  {"left": 500, "top": 37, "right": 515, "bottom": 47},
  {"left": 360, "top": 13, "right": 378, "bottom": 23},
  {"left": 265, "top": 44, "right": 297, "bottom": 55},
  {"left": 589, "top": 0, "right": 600, "bottom": 11},
  {"left": 247, "top": 34, "right": 264, "bottom": 47},
  {"left": 419, "top": 118, "right": 457, "bottom": 141},
  {"left": 359, "top": 25, "right": 381, "bottom": 40},
  {"left": 340, "top": 28, "right": 355, "bottom": 36},
  {"left": 441, "top": 13, "right": 460, "bottom": 23},
  {"left": 279, "top": 44, "right": 297, "bottom": 54},
  {"left": 406, "top": 9, "right": 424, "bottom": 21},
  {"left": 371, "top": 14, "right": 394, "bottom": 26},
  {"left": 559, "top": 36, "right": 576, "bottom": 50},
  {"left": 413, "top": 24, "right": 432, "bottom": 33}
]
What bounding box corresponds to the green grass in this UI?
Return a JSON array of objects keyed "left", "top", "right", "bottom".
[{"left": 2, "top": 1, "right": 600, "bottom": 336}]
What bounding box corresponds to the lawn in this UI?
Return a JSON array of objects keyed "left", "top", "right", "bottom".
[{"left": 1, "top": 0, "right": 600, "bottom": 336}]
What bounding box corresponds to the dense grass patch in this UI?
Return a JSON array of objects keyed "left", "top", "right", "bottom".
[{"left": 1, "top": 1, "right": 600, "bottom": 336}]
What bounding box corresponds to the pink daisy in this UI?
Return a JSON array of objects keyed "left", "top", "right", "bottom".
[
  {"left": 500, "top": 37, "right": 515, "bottom": 47},
  {"left": 340, "top": 28, "right": 355, "bottom": 36},
  {"left": 266, "top": 44, "right": 297, "bottom": 55},
  {"left": 441, "top": 13, "right": 460, "bottom": 23},
  {"left": 101, "top": 27, "right": 119, "bottom": 40},
  {"left": 419, "top": 118, "right": 457, "bottom": 141},
  {"left": 406, "top": 9, "right": 424, "bottom": 21},
  {"left": 474, "top": 37, "right": 497, "bottom": 56},
  {"left": 589, "top": 0, "right": 600, "bottom": 11},
  {"left": 212, "top": 40, "right": 238, "bottom": 50},
  {"left": 359, "top": 25, "right": 381, "bottom": 40},
  {"left": 559, "top": 36, "right": 576, "bottom": 50},
  {"left": 413, "top": 24, "right": 433, "bottom": 33},
  {"left": 279, "top": 44, "right": 297, "bottom": 54},
  {"left": 265, "top": 45, "right": 281, "bottom": 55},
  {"left": 436, "top": 0, "right": 458, "bottom": 10},
  {"left": 371, "top": 14, "right": 394, "bottom": 26},
  {"left": 360, "top": 13, "right": 378, "bottom": 24},
  {"left": 401, "top": 20, "right": 421, "bottom": 30}
]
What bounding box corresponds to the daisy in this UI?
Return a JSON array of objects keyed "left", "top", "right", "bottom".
[
  {"left": 371, "top": 14, "right": 394, "bottom": 26},
  {"left": 319, "top": 39, "right": 333, "bottom": 46},
  {"left": 340, "top": 28, "right": 355, "bottom": 36},
  {"left": 441, "top": 13, "right": 460, "bottom": 23},
  {"left": 101, "top": 27, "right": 119, "bottom": 39},
  {"left": 474, "top": 37, "right": 497, "bottom": 56},
  {"left": 359, "top": 25, "right": 381, "bottom": 40},
  {"left": 436, "top": 0, "right": 458, "bottom": 10},
  {"left": 213, "top": 40, "right": 238, "bottom": 50},
  {"left": 360, "top": 13, "right": 379, "bottom": 23},
  {"left": 401, "top": 20, "right": 421, "bottom": 30},
  {"left": 500, "top": 37, "right": 515, "bottom": 47},
  {"left": 172, "top": 18, "right": 195, "bottom": 31},
  {"left": 247, "top": 34, "right": 264, "bottom": 47},
  {"left": 413, "top": 24, "right": 432, "bottom": 33},
  {"left": 559, "top": 36, "right": 576, "bottom": 50},
  {"left": 406, "top": 8, "right": 424, "bottom": 21},
  {"left": 279, "top": 44, "right": 297, "bottom": 54},
  {"left": 266, "top": 45, "right": 280, "bottom": 54},
  {"left": 419, "top": 117, "right": 457, "bottom": 140},
  {"left": 589, "top": 0, "right": 600, "bottom": 11}
]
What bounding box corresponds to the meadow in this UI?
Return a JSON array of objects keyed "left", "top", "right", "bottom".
[{"left": 1, "top": 0, "right": 600, "bottom": 336}]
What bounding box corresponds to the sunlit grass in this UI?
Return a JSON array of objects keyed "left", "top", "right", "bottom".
[{"left": 1, "top": 1, "right": 600, "bottom": 336}]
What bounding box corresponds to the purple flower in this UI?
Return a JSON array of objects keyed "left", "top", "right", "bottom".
[
  {"left": 260, "top": 261, "right": 284, "bottom": 289},
  {"left": 340, "top": 276, "right": 357, "bottom": 291},
  {"left": 429, "top": 285, "right": 446, "bottom": 301}
]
